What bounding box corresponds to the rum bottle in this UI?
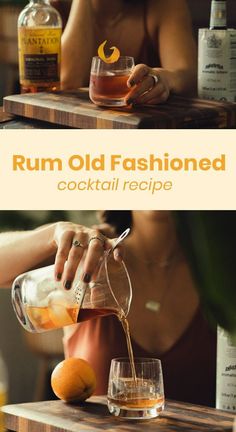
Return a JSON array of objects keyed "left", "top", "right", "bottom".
[
  {"left": 0, "top": 353, "right": 8, "bottom": 432},
  {"left": 18, "top": 0, "right": 62, "bottom": 93}
]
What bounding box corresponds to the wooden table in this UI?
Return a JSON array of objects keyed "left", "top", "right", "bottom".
[
  {"left": 2, "top": 89, "right": 236, "bottom": 129},
  {"left": 2, "top": 397, "right": 235, "bottom": 432}
]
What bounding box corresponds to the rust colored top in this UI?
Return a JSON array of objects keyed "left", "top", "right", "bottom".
[{"left": 63, "top": 307, "right": 217, "bottom": 407}]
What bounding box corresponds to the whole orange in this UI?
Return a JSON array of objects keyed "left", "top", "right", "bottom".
[{"left": 51, "top": 358, "right": 97, "bottom": 402}]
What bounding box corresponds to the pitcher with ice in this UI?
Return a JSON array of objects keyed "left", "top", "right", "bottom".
[{"left": 12, "top": 229, "right": 132, "bottom": 333}]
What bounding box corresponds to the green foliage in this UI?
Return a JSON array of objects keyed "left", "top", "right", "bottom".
[
  {"left": 0, "top": 0, "right": 27, "bottom": 5},
  {"left": 174, "top": 211, "right": 236, "bottom": 333},
  {"left": 0, "top": 211, "right": 68, "bottom": 231}
]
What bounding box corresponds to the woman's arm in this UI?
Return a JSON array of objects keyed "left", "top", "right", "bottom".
[
  {"left": 157, "top": 0, "right": 197, "bottom": 95},
  {"left": 61, "top": 0, "right": 94, "bottom": 89},
  {"left": 0, "top": 225, "right": 56, "bottom": 288},
  {"left": 0, "top": 223, "right": 122, "bottom": 289},
  {"left": 127, "top": 0, "right": 197, "bottom": 105}
]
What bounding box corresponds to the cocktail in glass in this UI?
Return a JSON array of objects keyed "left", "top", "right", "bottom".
[
  {"left": 89, "top": 56, "right": 134, "bottom": 107},
  {"left": 108, "top": 358, "right": 165, "bottom": 419}
]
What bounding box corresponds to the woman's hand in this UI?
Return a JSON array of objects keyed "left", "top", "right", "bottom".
[
  {"left": 126, "top": 64, "right": 170, "bottom": 106},
  {"left": 53, "top": 222, "right": 123, "bottom": 289}
]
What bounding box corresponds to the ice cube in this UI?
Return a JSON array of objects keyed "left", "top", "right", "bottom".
[
  {"left": 27, "top": 306, "right": 51, "bottom": 330},
  {"left": 25, "top": 276, "right": 58, "bottom": 307},
  {"left": 47, "top": 290, "right": 71, "bottom": 307},
  {"left": 47, "top": 290, "right": 75, "bottom": 327},
  {"left": 37, "top": 277, "right": 58, "bottom": 294},
  {"left": 48, "top": 303, "right": 74, "bottom": 327},
  {"left": 104, "top": 71, "right": 115, "bottom": 76}
]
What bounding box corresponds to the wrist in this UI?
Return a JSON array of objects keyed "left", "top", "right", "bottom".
[
  {"left": 153, "top": 68, "right": 175, "bottom": 93},
  {"left": 35, "top": 223, "right": 58, "bottom": 256},
  {"left": 48, "top": 223, "right": 59, "bottom": 254},
  {"left": 159, "top": 68, "right": 196, "bottom": 95}
]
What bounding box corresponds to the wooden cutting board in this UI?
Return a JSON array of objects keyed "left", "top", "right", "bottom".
[
  {"left": 3, "top": 90, "right": 236, "bottom": 129},
  {"left": 0, "top": 107, "right": 12, "bottom": 123},
  {"left": 2, "top": 397, "right": 235, "bottom": 432}
]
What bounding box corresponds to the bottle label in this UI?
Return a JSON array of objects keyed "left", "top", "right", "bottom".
[
  {"left": 0, "top": 385, "right": 7, "bottom": 432},
  {"left": 18, "top": 27, "right": 61, "bottom": 85},
  {"left": 198, "top": 29, "right": 236, "bottom": 102},
  {"left": 210, "top": 1, "right": 227, "bottom": 28},
  {"left": 216, "top": 327, "right": 236, "bottom": 412}
]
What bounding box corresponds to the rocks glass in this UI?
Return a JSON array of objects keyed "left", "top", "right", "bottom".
[
  {"left": 89, "top": 56, "right": 134, "bottom": 107},
  {"left": 107, "top": 358, "right": 165, "bottom": 419}
]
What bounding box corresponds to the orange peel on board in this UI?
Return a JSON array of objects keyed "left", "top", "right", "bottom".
[{"left": 98, "top": 40, "right": 120, "bottom": 64}]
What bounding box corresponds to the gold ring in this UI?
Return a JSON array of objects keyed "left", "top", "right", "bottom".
[
  {"left": 72, "top": 240, "right": 84, "bottom": 248},
  {"left": 88, "top": 236, "right": 106, "bottom": 248}
]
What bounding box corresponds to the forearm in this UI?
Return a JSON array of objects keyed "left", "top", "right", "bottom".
[
  {"left": 61, "top": 0, "right": 94, "bottom": 89},
  {"left": 0, "top": 224, "right": 56, "bottom": 288},
  {"left": 158, "top": 31, "right": 197, "bottom": 96},
  {"left": 157, "top": 0, "right": 197, "bottom": 96}
]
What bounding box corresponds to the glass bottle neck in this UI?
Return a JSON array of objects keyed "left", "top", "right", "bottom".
[
  {"left": 30, "top": 0, "right": 50, "bottom": 4},
  {"left": 210, "top": 0, "right": 227, "bottom": 30}
]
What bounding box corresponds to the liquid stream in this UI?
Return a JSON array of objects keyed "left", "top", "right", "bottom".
[
  {"left": 119, "top": 313, "right": 137, "bottom": 383},
  {"left": 27, "top": 305, "right": 137, "bottom": 381}
]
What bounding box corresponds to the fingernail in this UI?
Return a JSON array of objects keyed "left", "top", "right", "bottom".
[
  {"left": 127, "top": 98, "right": 134, "bottom": 105},
  {"left": 56, "top": 273, "right": 62, "bottom": 281},
  {"left": 83, "top": 273, "right": 91, "bottom": 283},
  {"left": 129, "top": 80, "right": 135, "bottom": 87},
  {"left": 65, "top": 280, "right": 72, "bottom": 290}
]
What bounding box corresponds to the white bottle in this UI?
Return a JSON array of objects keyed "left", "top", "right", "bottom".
[
  {"left": 198, "top": 0, "right": 236, "bottom": 102},
  {"left": 216, "top": 326, "right": 236, "bottom": 412},
  {"left": 198, "top": 28, "right": 236, "bottom": 102},
  {"left": 0, "top": 353, "right": 8, "bottom": 432}
]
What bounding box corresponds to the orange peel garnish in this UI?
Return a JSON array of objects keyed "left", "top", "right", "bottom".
[{"left": 98, "top": 40, "right": 120, "bottom": 64}]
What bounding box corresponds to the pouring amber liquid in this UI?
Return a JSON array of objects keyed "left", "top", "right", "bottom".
[
  {"left": 27, "top": 304, "right": 164, "bottom": 414},
  {"left": 27, "top": 304, "right": 137, "bottom": 380}
]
